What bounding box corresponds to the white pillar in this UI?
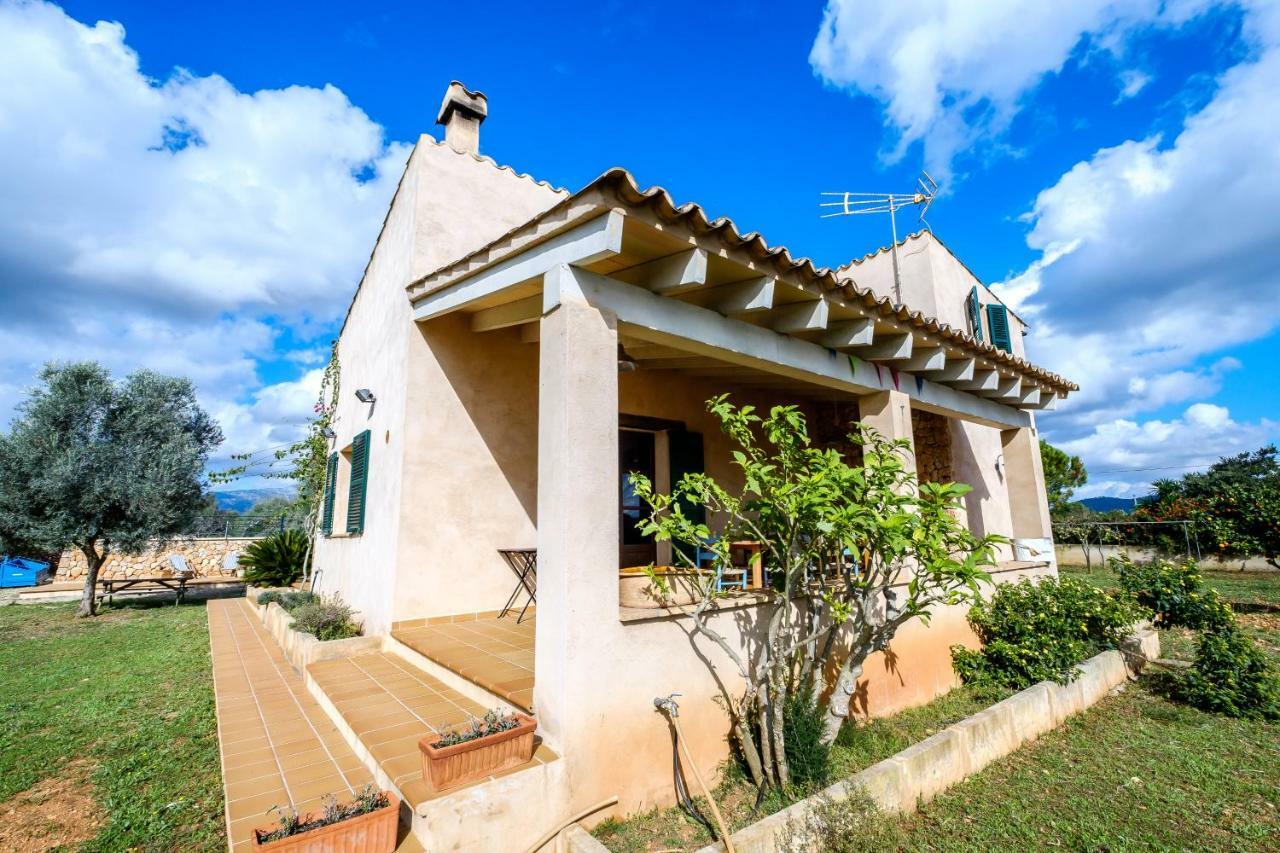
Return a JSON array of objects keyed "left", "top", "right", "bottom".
[
  {"left": 1000, "top": 424, "right": 1055, "bottom": 566},
  {"left": 533, "top": 265, "right": 620, "bottom": 785},
  {"left": 859, "top": 389, "right": 916, "bottom": 484}
]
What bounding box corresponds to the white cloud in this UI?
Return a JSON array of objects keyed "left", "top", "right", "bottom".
[
  {"left": 1063, "top": 403, "right": 1279, "bottom": 497},
  {"left": 996, "top": 0, "right": 1280, "bottom": 440},
  {"left": 0, "top": 2, "right": 408, "bottom": 467},
  {"left": 809, "top": 0, "right": 1214, "bottom": 179},
  {"left": 1116, "top": 68, "right": 1153, "bottom": 100}
]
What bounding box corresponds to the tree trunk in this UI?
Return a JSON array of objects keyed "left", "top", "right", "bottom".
[
  {"left": 821, "top": 648, "right": 868, "bottom": 745},
  {"left": 76, "top": 542, "right": 105, "bottom": 618}
]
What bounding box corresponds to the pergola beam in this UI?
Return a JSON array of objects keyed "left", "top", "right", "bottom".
[
  {"left": 820, "top": 318, "right": 875, "bottom": 349},
  {"left": 856, "top": 333, "right": 913, "bottom": 361},
  {"left": 413, "top": 210, "right": 624, "bottom": 322},
  {"left": 544, "top": 264, "right": 1030, "bottom": 429},
  {"left": 612, "top": 248, "right": 708, "bottom": 293},
  {"left": 681, "top": 276, "right": 776, "bottom": 316}
]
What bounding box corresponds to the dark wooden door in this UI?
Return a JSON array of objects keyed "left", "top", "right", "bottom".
[{"left": 620, "top": 430, "right": 657, "bottom": 567}]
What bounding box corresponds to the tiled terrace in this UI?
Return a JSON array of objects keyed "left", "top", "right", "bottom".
[
  {"left": 208, "top": 599, "right": 421, "bottom": 852},
  {"left": 308, "top": 652, "right": 556, "bottom": 804},
  {"left": 392, "top": 612, "right": 536, "bottom": 712}
]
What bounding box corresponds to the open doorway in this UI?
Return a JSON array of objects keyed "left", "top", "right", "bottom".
[{"left": 619, "top": 429, "right": 657, "bottom": 567}]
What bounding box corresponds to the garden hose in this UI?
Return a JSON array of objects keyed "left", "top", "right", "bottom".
[
  {"left": 669, "top": 721, "right": 714, "bottom": 835},
  {"left": 655, "top": 694, "right": 737, "bottom": 853},
  {"left": 522, "top": 795, "right": 618, "bottom": 853}
]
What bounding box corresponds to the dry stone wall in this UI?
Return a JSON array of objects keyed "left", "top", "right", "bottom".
[
  {"left": 57, "top": 537, "right": 259, "bottom": 579},
  {"left": 912, "top": 409, "right": 954, "bottom": 484}
]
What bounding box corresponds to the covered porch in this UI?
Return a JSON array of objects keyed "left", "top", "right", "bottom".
[{"left": 399, "top": 169, "right": 1068, "bottom": 817}]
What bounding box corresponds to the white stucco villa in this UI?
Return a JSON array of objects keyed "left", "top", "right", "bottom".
[{"left": 306, "top": 81, "right": 1076, "bottom": 849}]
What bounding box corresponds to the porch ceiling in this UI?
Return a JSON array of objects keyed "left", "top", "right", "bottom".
[{"left": 406, "top": 171, "right": 1075, "bottom": 428}]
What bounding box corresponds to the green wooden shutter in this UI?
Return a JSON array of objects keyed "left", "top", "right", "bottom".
[
  {"left": 346, "top": 430, "right": 371, "bottom": 535},
  {"left": 668, "top": 428, "right": 705, "bottom": 565},
  {"left": 986, "top": 303, "right": 1013, "bottom": 353},
  {"left": 967, "top": 286, "right": 984, "bottom": 342},
  {"left": 321, "top": 452, "right": 337, "bottom": 536}
]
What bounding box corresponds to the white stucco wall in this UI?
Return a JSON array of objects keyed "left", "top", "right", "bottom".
[
  {"left": 312, "top": 135, "right": 563, "bottom": 633},
  {"left": 847, "top": 233, "right": 1026, "bottom": 358}
]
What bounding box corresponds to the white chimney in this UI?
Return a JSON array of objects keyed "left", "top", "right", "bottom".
[{"left": 436, "top": 81, "right": 488, "bottom": 155}]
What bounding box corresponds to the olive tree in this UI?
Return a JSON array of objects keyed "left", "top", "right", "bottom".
[
  {"left": 0, "top": 362, "right": 222, "bottom": 616},
  {"left": 631, "top": 396, "right": 1001, "bottom": 790}
]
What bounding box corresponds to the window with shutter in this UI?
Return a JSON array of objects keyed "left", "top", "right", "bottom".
[
  {"left": 986, "top": 303, "right": 1013, "bottom": 353},
  {"left": 321, "top": 452, "right": 338, "bottom": 535},
  {"left": 346, "top": 430, "right": 371, "bottom": 535},
  {"left": 967, "top": 286, "right": 984, "bottom": 342}
]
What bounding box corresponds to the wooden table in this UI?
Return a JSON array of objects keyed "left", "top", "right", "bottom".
[
  {"left": 728, "top": 541, "right": 765, "bottom": 589},
  {"left": 96, "top": 575, "right": 193, "bottom": 606}
]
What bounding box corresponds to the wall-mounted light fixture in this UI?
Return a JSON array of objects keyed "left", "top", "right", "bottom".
[
  {"left": 321, "top": 427, "right": 336, "bottom": 440},
  {"left": 994, "top": 453, "right": 1005, "bottom": 478},
  {"left": 355, "top": 388, "right": 376, "bottom": 404},
  {"left": 617, "top": 344, "right": 638, "bottom": 373}
]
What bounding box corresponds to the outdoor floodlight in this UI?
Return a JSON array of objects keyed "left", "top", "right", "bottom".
[
  {"left": 355, "top": 388, "right": 376, "bottom": 404},
  {"left": 321, "top": 427, "right": 336, "bottom": 440}
]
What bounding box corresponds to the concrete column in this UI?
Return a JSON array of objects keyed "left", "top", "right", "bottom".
[
  {"left": 533, "top": 265, "right": 620, "bottom": 770},
  {"left": 859, "top": 389, "right": 916, "bottom": 483},
  {"left": 1000, "top": 424, "right": 1055, "bottom": 565}
]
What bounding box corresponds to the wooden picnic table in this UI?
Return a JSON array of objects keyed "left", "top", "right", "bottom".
[{"left": 96, "top": 575, "right": 194, "bottom": 606}]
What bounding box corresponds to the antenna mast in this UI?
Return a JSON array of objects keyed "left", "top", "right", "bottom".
[{"left": 820, "top": 172, "right": 940, "bottom": 304}]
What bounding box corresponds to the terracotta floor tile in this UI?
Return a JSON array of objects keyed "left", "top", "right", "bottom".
[
  {"left": 224, "top": 757, "right": 281, "bottom": 786},
  {"left": 227, "top": 773, "right": 285, "bottom": 804}
]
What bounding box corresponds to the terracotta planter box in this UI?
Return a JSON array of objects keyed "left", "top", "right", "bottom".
[
  {"left": 418, "top": 713, "right": 537, "bottom": 793},
  {"left": 250, "top": 792, "right": 399, "bottom": 853},
  {"left": 618, "top": 567, "right": 710, "bottom": 609}
]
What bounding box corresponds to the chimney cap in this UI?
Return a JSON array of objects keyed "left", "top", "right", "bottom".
[{"left": 436, "top": 81, "right": 488, "bottom": 127}]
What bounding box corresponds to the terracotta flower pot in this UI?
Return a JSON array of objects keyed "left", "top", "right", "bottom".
[
  {"left": 250, "top": 792, "right": 399, "bottom": 853},
  {"left": 418, "top": 713, "right": 537, "bottom": 793}
]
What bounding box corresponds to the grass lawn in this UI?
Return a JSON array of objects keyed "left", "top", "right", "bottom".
[
  {"left": 0, "top": 600, "right": 224, "bottom": 851},
  {"left": 1061, "top": 562, "right": 1280, "bottom": 611},
  {"left": 595, "top": 567, "right": 1280, "bottom": 851}
]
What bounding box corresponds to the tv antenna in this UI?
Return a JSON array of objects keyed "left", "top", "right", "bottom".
[{"left": 820, "top": 172, "right": 940, "bottom": 304}]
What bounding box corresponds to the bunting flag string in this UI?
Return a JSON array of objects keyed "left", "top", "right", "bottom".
[
  {"left": 874, "top": 363, "right": 883, "bottom": 386},
  {"left": 848, "top": 354, "right": 859, "bottom": 375},
  {"left": 915, "top": 374, "right": 925, "bottom": 395},
  {"left": 889, "top": 366, "right": 900, "bottom": 390}
]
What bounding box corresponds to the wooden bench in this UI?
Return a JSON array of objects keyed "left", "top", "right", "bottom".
[{"left": 96, "top": 575, "right": 193, "bottom": 606}]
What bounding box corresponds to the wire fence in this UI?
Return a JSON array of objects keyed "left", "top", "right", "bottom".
[
  {"left": 185, "top": 515, "right": 309, "bottom": 539},
  {"left": 1051, "top": 519, "right": 1201, "bottom": 571}
]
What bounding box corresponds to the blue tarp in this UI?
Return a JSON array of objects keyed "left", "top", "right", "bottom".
[{"left": 0, "top": 556, "right": 52, "bottom": 588}]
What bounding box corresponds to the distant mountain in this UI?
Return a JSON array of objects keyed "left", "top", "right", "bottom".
[
  {"left": 1079, "top": 496, "right": 1138, "bottom": 513},
  {"left": 212, "top": 486, "right": 297, "bottom": 513}
]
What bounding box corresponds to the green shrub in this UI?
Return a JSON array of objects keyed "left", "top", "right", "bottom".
[
  {"left": 951, "top": 576, "right": 1143, "bottom": 689},
  {"left": 255, "top": 589, "right": 284, "bottom": 607},
  {"left": 239, "top": 530, "right": 310, "bottom": 587},
  {"left": 1112, "top": 556, "right": 1231, "bottom": 629},
  {"left": 1180, "top": 624, "right": 1280, "bottom": 720},
  {"left": 279, "top": 590, "right": 319, "bottom": 612},
  {"left": 289, "top": 595, "right": 360, "bottom": 641},
  {"left": 777, "top": 790, "right": 906, "bottom": 852},
  {"left": 782, "top": 685, "right": 831, "bottom": 790}
]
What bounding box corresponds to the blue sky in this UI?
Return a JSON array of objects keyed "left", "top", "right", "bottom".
[{"left": 1, "top": 0, "right": 1277, "bottom": 497}]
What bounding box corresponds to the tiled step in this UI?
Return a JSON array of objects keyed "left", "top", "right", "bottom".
[
  {"left": 307, "top": 652, "right": 556, "bottom": 810},
  {"left": 391, "top": 614, "right": 535, "bottom": 713},
  {"left": 207, "top": 600, "right": 421, "bottom": 853}
]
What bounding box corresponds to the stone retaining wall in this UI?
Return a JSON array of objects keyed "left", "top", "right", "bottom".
[
  {"left": 58, "top": 537, "right": 260, "bottom": 579},
  {"left": 1055, "top": 543, "right": 1276, "bottom": 572}
]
